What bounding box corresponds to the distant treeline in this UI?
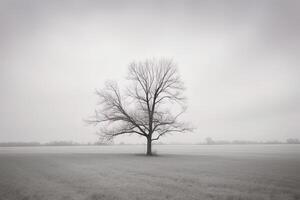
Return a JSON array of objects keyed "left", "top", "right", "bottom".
[
  {"left": 0, "top": 138, "right": 299, "bottom": 147},
  {"left": 0, "top": 141, "right": 114, "bottom": 147},
  {"left": 202, "top": 137, "right": 300, "bottom": 145}
]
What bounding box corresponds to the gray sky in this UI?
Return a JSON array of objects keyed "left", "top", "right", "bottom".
[{"left": 0, "top": 0, "right": 299, "bottom": 143}]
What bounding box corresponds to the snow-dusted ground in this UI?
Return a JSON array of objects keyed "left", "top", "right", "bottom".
[{"left": 0, "top": 145, "right": 299, "bottom": 200}]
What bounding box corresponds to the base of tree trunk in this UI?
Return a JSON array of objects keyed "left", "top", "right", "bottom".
[{"left": 146, "top": 138, "right": 152, "bottom": 156}]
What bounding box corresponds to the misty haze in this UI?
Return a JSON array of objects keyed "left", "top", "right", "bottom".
[{"left": 0, "top": 0, "right": 299, "bottom": 200}]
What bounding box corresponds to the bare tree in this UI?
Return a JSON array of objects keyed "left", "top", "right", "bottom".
[{"left": 87, "top": 58, "right": 191, "bottom": 155}]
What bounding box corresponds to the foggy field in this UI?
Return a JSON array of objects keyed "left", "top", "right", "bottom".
[{"left": 0, "top": 145, "right": 299, "bottom": 200}]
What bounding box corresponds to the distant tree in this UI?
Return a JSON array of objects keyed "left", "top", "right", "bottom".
[
  {"left": 286, "top": 138, "right": 300, "bottom": 144},
  {"left": 87, "top": 58, "right": 191, "bottom": 155},
  {"left": 206, "top": 137, "right": 214, "bottom": 145}
]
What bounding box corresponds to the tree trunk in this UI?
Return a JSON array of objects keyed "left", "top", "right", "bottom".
[{"left": 146, "top": 137, "right": 152, "bottom": 156}]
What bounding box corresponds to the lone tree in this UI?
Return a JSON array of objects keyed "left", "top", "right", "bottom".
[{"left": 87, "top": 58, "right": 190, "bottom": 155}]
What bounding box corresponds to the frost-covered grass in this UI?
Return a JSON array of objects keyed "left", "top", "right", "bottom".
[{"left": 0, "top": 145, "right": 299, "bottom": 200}]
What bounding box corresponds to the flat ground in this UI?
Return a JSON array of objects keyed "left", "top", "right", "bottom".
[{"left": 0, "top": 145, "right": 299, "bottom": 200}]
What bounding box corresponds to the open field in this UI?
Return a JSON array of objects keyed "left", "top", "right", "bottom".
[{"left": 0, "top": 145, "right": 299, "bottom": 200}]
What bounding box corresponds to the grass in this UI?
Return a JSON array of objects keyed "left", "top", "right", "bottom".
[{"left": 0, "top": 145, "right": 299, "bottom": 200}]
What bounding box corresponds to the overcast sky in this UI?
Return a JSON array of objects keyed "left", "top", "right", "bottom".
[{"left": 0, "top": 0, "right": 299, "bottom": 143}]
